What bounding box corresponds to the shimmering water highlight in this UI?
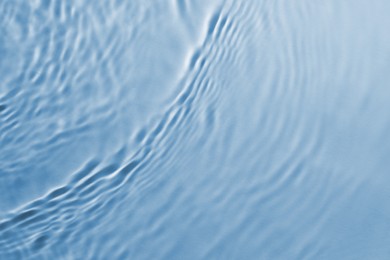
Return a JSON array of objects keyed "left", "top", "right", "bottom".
[{"left": 1, "top": 0, "right": 390, "bottom": 259}]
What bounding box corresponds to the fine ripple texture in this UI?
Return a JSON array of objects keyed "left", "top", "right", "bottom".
[{"left": 1, "top": 0, "right": 390, "bottom": 259}]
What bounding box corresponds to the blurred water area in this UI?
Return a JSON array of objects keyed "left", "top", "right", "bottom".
[{"left": 1, "top": 0, "right": 390, "bottom": 259}]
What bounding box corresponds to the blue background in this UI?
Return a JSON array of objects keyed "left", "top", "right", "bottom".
[{"left": 1, "top": 0, "right": 390, "bottom": 259}]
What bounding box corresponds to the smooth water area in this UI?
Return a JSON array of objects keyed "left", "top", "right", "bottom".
[{"left": 1, "top": 0, "right": 390, "bottom": 259}]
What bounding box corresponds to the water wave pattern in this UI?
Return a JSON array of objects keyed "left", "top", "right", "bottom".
[{"left": 2, "top": 0, "right": 390, "bottom": 259}]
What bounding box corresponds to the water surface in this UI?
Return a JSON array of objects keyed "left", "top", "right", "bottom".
[{"left": 1, "top": 0, "right": 390, "bottom": 259}]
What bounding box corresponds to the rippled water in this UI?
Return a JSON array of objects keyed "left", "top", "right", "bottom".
[{"left": 1, "top": 0, "right": 390, "bottom": 259}]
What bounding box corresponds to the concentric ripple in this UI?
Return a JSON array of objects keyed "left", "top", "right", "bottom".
[{"left": 1, "top": 0, "right": 390, "bottom": 259}]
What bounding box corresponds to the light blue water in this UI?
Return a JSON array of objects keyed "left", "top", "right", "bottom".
[{"left": 1, "top": 0, "right": 390, "bottom": 259}]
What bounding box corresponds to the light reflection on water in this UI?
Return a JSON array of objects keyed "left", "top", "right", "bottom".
[{"left": 1, "top": 0, "right": 390, "bottom": 259}]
